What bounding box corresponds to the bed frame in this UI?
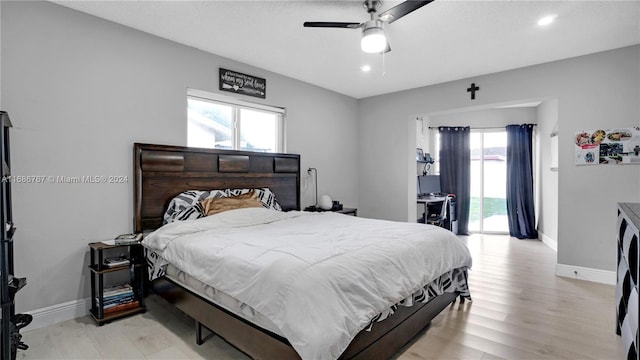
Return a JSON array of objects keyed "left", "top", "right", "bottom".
[{"left": 133, "top": 143, "right": 459, "bottom": 359}]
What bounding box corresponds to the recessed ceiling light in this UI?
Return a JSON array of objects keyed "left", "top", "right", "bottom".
[
  {"left": 360, "top": 65, "right": 371, "bottom": 72},
  {"left": 537, "top": 14, "right": 557, "bottom": 26}
]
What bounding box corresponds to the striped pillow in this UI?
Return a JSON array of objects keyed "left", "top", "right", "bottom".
[
  {"left": 163, "top": 188, "right": 282, "bottom": 224},
  {"left": 170, "top": 202, "right": 206, "bottom": 222},
  {"left": 163, "top": 189, "right": 227, "bottom": 224}
]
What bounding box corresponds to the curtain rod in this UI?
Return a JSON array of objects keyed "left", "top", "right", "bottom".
[{"left": 428, "top": 124, "right": 537, "bottom": 130}]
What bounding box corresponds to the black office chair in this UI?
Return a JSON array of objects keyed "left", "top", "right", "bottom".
[{"left": 426, "top": 196, "right": 449, "bottom": 228}]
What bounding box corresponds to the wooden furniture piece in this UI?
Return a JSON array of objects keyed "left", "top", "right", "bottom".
[
  {"left": 134, "top": 143, "right": 300, "bottom": 231},
  {"left": 0, "top": 111, "right": 27, "bottom": 360},
  {"left": 304, "top": 207, "right": 357, "bottom": 216},
  {"left": 88, "top": 242, "right": 146, "bottom": 324},
  {"left": 336, "top": 208, "right": 357, "bottom": 216},
  {"left": 617, "top": 203, "right": 639, "bottom": 360},
  {"left": 133, "top": 143, "right": 461, "bottom": 360}
]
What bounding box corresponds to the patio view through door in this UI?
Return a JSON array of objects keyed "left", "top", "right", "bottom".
[{"left": 469, "top": 130, "right": 509, "bottom": 233}]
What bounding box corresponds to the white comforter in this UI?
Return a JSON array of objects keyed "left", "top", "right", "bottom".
[{"left": 143, "top": 207, "right": 472, "bottom": 360}]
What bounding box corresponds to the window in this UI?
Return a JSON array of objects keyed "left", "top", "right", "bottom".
[
  {"left": 469, "top": 130, "right": 508, "bottom": 234},
  {"left": 433, "top": 131, "right": 440, "bottom": 175},
  {"left": 433, "top": 128, "right": 508, "bottom": 234},
  {"left": 187, "top": 89, "right": 285, "bottom": 152}
]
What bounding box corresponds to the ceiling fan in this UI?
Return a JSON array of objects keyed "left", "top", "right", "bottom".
[{"left": 303, "top": 0, "right": 433, "bottom": 54}]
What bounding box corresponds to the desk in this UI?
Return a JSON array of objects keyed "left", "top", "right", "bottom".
[
  {"left": 417, "top": 195, "right": 447, "bottom": 204},
  {"left": 417, "top": 196, "right": 447, "bottom": 224}
]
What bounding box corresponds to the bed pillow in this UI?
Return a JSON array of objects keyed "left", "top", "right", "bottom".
[
  {"left": 168, "top": 202, "right": 206, "bottom": 222},
  {"left": 163, "top": 189, "right": 227, "bottom": 224},
  {"left": 226, "top": 188, "right": 282, "bottom": 211},
  {"left": 200, "top": 190, "right": 264, "bottom": 216}
]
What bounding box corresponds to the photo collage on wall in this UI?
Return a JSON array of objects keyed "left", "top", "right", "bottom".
[{"left": 575, "top": 127, "right": 640, "bottom": 165}]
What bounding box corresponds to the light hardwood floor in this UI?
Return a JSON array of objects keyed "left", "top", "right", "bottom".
[{"left": 17, "top": 234, "right": 624, "bottom": 359}]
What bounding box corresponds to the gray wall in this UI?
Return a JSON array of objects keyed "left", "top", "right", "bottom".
[
  {"left": 537, "top": 99, "right": 559, "bottom": 248},
  {"left": 1, "top": 1, "right": 359, "bottom": 312},
  {"left": 428, "top": 107, "right": 538, "bottom": 129},
  {"left": 359, "top": 45, "right": 640, "bottom": 273}
]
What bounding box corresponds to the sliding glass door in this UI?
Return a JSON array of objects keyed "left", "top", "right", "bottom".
[{"left": 469, "top": 130, "right": 509, "bottom": 233}]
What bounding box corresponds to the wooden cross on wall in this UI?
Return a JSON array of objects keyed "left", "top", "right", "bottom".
[{"left": 467, "top": 83, "right": 480, "bottom": 100}]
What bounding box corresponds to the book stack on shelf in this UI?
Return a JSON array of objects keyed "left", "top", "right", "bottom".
[
  {"left": 99, "top": 283, "right": 139, "bottom": 315},
  {"left": 103, "top": 256, "right": 130, "bottom": 268},
  {"left": 114, "top": 233, "right": 142, "bottom": 245}
]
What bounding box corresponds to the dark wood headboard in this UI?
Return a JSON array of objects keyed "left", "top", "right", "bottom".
[{"left": 133, "top": 143, "right": 300, "bottom": 233}]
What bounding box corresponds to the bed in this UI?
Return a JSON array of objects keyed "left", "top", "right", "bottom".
[{"left": 133, "top": 143, "right": 471, "bottom": 360}]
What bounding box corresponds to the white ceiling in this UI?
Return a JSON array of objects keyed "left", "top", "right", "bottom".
[{"left": 50, "top": 0, "right": 640, "bottom": 99}]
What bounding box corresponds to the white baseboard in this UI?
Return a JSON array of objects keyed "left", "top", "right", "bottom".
[
  {"left": 538, "top": 231, "right": 557, "bottom": 251},
  {"left": 555, "top": 264, "right": 616, "bottom": 285},
  {"left": 24, "top": 298, "right": 90, "bottom": 331},
  {"left": 539, "top": 232, "right": 614, "bottom": 285}
]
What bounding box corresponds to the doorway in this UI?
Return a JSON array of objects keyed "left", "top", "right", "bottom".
[{"left": 469, "top": 130, "right": 509, "bottom": 233}]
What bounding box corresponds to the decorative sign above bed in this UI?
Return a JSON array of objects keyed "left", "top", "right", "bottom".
[
  {"left": 575, "top": 127, "right": 640, "bottom": 165},
  {"left": 219, "top": 68, "right": 266, "bottom": 99}
]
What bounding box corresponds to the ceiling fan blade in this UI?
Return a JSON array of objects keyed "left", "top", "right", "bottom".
[
  {"left": 378, "top": 0, "right": 433, "bottom": 24},
  {"left": 303, "top": 22, "right": 362, "bottom": 29}
]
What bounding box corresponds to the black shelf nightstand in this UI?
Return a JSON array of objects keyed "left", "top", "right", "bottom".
[
  {"left": 304, "top": 206, "right": 357, "bottom": 216},
  {"left": 88, "top": 242, "right": 146, "bottom": 325},
  {"left": 334, "top": 208, "right": 357, "bottom": 216}
]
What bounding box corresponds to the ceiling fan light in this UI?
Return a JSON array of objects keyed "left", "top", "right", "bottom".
[
  {"left": 537, "top": 14, "right": 557, "bottom": 26},
  {"left": 361, "top": 21, "right": 387, "bottom": 53}
]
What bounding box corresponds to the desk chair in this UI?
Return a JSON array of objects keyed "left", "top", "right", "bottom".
[{"left": 426, "top": 196, "right": 449, "bottom": 228}]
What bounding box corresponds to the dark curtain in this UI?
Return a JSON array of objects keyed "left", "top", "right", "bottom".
[
  {"left": 439, "top": 126, "right": 471, "bottom": 235},
  {"left": 506, "top": 124, "right": 538, "bottom": 239}
]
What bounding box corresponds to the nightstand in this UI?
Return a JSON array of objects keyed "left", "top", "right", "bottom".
[
  {"left": 304, "top": 207, "right": 357, "bottom": 216},
  {"left": 335, "top": 208, "right": 357, "bottom": 216},
  {"left": 88, "top": 242, "right": 146, "bottom": 325}
]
